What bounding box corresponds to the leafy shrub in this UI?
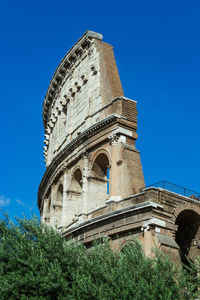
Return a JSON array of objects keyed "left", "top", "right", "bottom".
[{"left": 0, "top": 214, "right": 199, "bottom": 299}]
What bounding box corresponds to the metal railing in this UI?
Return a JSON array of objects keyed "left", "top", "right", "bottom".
[{"left": 143, "top": 181, "right": 200, "bottom": 200}]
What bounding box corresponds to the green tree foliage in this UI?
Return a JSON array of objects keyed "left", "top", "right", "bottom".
[{"left": 0, "top": 214, "right": 199, "bottom": 299}]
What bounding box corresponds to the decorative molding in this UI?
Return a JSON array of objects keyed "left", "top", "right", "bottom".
[
  {"left": 82, "top": 151, "right": 90, "bottom": 160},
  {"left": 38, "top": 114, "right": 120, "bottom": 206},
  {"left": 43, "top": 96, "right": 136, "bottom": 162},
  {"left": 108, "top": 132, "right": 120, "bottom": 144}
]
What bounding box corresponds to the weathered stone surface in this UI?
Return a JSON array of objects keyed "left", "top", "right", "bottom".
[
  {"left": 38, "top": 31, "right": 144, "bottom": 229},
  {"left": 38, "top": 32, "right": 200, "bottom": 264},
  {"left": 43, "top": 31, "right": 124, "bottom": 166}
]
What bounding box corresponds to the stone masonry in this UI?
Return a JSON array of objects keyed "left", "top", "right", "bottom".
[{"left": 38, "top": 31, "right": 200, "bottom": 264}]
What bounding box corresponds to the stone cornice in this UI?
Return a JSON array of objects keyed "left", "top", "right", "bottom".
[
  {"left": 62, "top": 201, "right": 156, "bottom": 238},
  {"left": 38, "top": 113, "right": 122, "bottom": 207},
  {"left": 43, "top": 31, "right": 103, "bottom": 128},
  {"left": 43, "top": 96, "right": 137, "bottom": 162}
]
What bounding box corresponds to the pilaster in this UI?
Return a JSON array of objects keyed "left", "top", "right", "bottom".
[
  {"left": 61, "top": 172, "right": 68, "bottom": 227},
  {"left": 109, "top": 133, "right": 123, "bottom": 202}
]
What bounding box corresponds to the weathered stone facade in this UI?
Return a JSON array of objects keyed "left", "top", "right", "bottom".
[{"left": 38, "top": 31, "right": 200, "bottom": 264}]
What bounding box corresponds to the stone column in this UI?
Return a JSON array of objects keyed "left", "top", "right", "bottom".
[
  {"left": 109, "top": 133, "right": 122, "bottom": 202},
  {"left": 142, "top": 228, "right": 154, "bottom": 257}
]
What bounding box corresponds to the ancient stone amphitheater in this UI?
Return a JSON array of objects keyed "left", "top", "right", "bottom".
[{"left": 38, "top": 31, "right": 200, "bottom": 264}]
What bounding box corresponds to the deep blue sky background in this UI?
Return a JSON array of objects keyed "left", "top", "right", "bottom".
[{"left": 0, "top": 0, "right": 199, "bottom": 220}]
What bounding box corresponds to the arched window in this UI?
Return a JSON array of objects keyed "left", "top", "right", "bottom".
[
  {"left": 67, "top": 168, "right": 83, "bottom": 225},
  {"left": 71, "top": 169, "right": 82, "bottom": 192},
  {"left": 92, "top": 153, "right": 109, "bottom": 179},
  {"left": 57, "top": 183, "right": 63, "bottom": 205},
  {"left": 88, "top": 153, "right": 110, "bottom": 211},
  {"left": 92, "top": 153, "right": 110, "bottom": 193}
]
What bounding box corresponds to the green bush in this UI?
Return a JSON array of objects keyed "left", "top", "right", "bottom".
[{"left": 0, "top": 214, "right": 199, "bottom": 299}]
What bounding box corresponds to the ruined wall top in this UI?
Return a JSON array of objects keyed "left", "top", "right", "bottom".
[
  {"left": 43, "top": 31, "right": 124, "bottom": 166},
  {"left": 43, "top": 31, "right": 103, "bottom": 125}
]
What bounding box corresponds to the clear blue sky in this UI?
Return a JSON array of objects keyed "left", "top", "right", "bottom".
[{"left": 0, "top": 0, "right": 199, "bottom": 220}]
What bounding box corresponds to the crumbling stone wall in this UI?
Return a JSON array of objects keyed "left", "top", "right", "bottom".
[
  {"left": 38, "top": 31, "right": 144, "bottom": 230},
  {"left": 38, "top": 32, "right": 200, "bottom": 265}
]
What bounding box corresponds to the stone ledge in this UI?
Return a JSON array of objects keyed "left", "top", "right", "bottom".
[
  {"left": 44, "top": 96, "right": 137, "bottom": 163},
  {"left": 156, "top": 233, "right": 179, "bottom": 249},
  {"left": 62, "top": 201, "right": 158, "bottom": 237}
]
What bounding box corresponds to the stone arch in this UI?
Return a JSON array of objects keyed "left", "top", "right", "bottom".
[
  {"left": 120, "top": 240, "right": 132, "bottom": 252},
  {"left": 119, "top": 238, "right": 142, "bottom": 254},
  {"left": 91, "top": 149, "right": 111, "bottom": 166},
  {"left": 52, "top": 183, "right": 63, "bottom": 226},
  {"left": 42, "top": 187, "right": 51, "bottom": 225},
  {"left": 92, "top": 154, "right": 109, "bottom": 178},
  {"left": 175, "top": 209, "right": 200, "bottom": 266},
  {"left": 88, "top": 152, "right": 110, "bottom": 212},
  {"left": 57, "top": 183, "right": 63, "bottom": 205},
  {"left": 70, "top": 167, "right": 82, "bottom": 192},
  {"left": 91, "top": 150, "right": 111, "bottom": 182},
  {"left": 67, "top": 168, "right": 83, "bottom": 225},
  {"left": 172, "top": 202, "right": 200, "bottom": 223}
]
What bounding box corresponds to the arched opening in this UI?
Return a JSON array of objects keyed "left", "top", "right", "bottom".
[
  {"left": 175, "top": 210, "right": 200, "bottom": 266},
  {"left": 120, "top": 241, "right": 135, "bottom": 254},
  {"left": 57, "top": 183, "right": 63, "bottom": 205},
  {"left": 88, "top": 153, "right": 110, "bottom": 211},
  {"left": 71, "top": 169, "right": 82, "bottom": 192},
  {"left": 67, "top": 168, "right": 83, "bottom": 224},
  {"left": 92, "top": 154, "right": 109, "bottom": 178}
]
